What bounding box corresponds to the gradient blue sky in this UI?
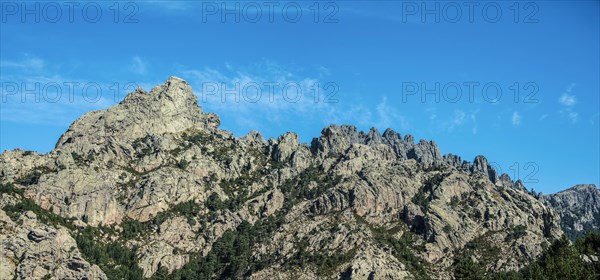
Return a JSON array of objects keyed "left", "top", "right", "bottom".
[{"left": 1, "top": 1, "right": 598, "bottom": 194}]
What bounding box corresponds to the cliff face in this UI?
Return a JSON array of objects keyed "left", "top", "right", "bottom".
[
  {"left": 0, "top": 77, "right": 563, "bottom": 279},
  {"left": 543, "top": 184, "right": 600, "bottom": 240}
]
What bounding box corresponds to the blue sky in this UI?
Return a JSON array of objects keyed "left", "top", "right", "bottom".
[{"left": 1, "top": 1, "right": 598, "bottom": 193}]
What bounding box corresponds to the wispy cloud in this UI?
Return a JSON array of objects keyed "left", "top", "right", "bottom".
[
  {"left": 317, "top": 65, "right": 331, "bottom": 78},
  {"left": 447, "top": 110, "right": 466, "bottom": 130},
  {"left": 179, "top": 61, "right": 412, "bottom": 138},
  {"left": 470, "top": 110, "right": 479, "bottom": 134},
  {"left": 129, "top": 56, "right": 147, "bottom": 75},
  {"left": 1, "top": 55, "right": 138, "bottom": 126},
  {"left": 427, "top": 108, "right": 478, "bottom": 134},
  {"left": 512, "top": 111, "right": 522, "bottom": 126},
  {"left": 559, "top": 93, "right": 576, "bottom": 106},
  {"left": 375, "top": 97, "right": 409, "bottom": 130},
  {"left": 180, "top": 62, "right": 343, "bottom": 134},
  {"left": 1, "top": 57, "right": 45, "bottom": 72},
  {"left": 568, "top": 112, "right": 578, "bottom": 123},
  {"left": 558, "top": 83, "right": 578, "bottom": 124}
]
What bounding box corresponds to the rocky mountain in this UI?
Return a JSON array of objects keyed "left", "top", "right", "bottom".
[
  {"left": 0, "top": 77, "right": 566, "bottom": 279},
  {"left": 543, "top": 184, "right": 600, "bottom": 240}
]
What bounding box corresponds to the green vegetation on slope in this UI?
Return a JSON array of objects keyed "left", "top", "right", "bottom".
[
  {"left": 561, "top": 211, "right": 600, "bottom": 242},
  {"left": 453, "top": 231, "right": 600, "bottom": 280},
  {"left": 166, "top": 218, "right": 281, "bottom": 279},
  {"left": 162, "top": 166, "right": 348, "bottom": 279},
  {"left": 2, "top": 198, "right": 74, "bottom": 230},
  {"left": 354, "top": 212, "right": 431, "bottom": 279},
  {"left": 0, "top": 190, "right": 145, "bottom": 280},
  {"left": 0, "top": 182, "right": 24, "bottom": 196},
  {"left": 75, "top": 226, "right": 146, "bottom": 280}
]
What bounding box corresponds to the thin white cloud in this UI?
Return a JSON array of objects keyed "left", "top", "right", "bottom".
[
  {"left": 0, "top": 76, "right": 121, "bottom": 125},
  {"left": 539, "top": 114, "right": 548, "bottom": 121},
  {"left": 1, "top": 55, "right": 141, "bottom": 126},
  {"left": 425, "top": 107, "right": 437, "bottom": 120},
  {"left": 0, "top": 57, "right": 45, "bottom": 71},
  {"left": 324, "top": 103, "right": 372, "bottom": 127},
  {"left": 558, "top": 83, "right": 579, "bottom": 124},
  {"left": 375, "top": 97, "right": 409, "bottom": 130},
  {"left": 559, "top": 93, "right": 576, "bottom": 106},
  {"left": 430, "top": 109, "right": 478, "bottom": 133},
  {"left": 180, "top": 62, "right": 412, "bottom": 136},
  {"left": 317, "top": 65, "right": 331, "bottom": 77},
  {"left": 568, "top": 112, "right": 578, "bottom": 123},
  {"left": 512, "top": 111, "right": 522, "bottom": 126},
  {"left": 129, "top": 56, "right": 147, "bottom": 75},
  {"left": 181, "top": 62, "right": 341, "bottom": 131},
  {"left": 447, "top": 110, "right": 466, "bottom": 130},
  {"left": 470, "top": 109, "right": 479, "bottom": 134}
]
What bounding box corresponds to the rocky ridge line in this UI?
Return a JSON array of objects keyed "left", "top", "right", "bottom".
[{"left": 0, "top": 77, "right": 563, "bottom": 279}]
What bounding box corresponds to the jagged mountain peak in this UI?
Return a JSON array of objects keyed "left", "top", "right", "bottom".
[
  {"left": 309, "top": 124, "right": 444, "bottom": 166},
  {"left": 54, "top": 77, "right": 219, "bottom": 151},
  {"left": 149, "top": 76, "right": 194, "bottom": 101},
  {"left": 119, "top": 76, "right": 197, "bottom": 111}
]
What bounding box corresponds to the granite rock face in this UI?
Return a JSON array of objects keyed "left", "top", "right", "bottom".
[
  {"left": 0, "top": 77, "right": 567, "bottom": 279},
  {"left": 543, "top": 184, "right": 600, "bottom": 239},
  {"left": 310, "top": 125, "right": 443, "bottom": 166},
  {"left": 0, "top": 209, "right": 107, "bottom": 280}
]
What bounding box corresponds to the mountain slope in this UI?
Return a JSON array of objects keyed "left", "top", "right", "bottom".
[
  {"left": 0, "top": 77, "right": 563, "bottom": 279},
  {"left": 543, "top": 184, "right": 600, "bottom": 240}
]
